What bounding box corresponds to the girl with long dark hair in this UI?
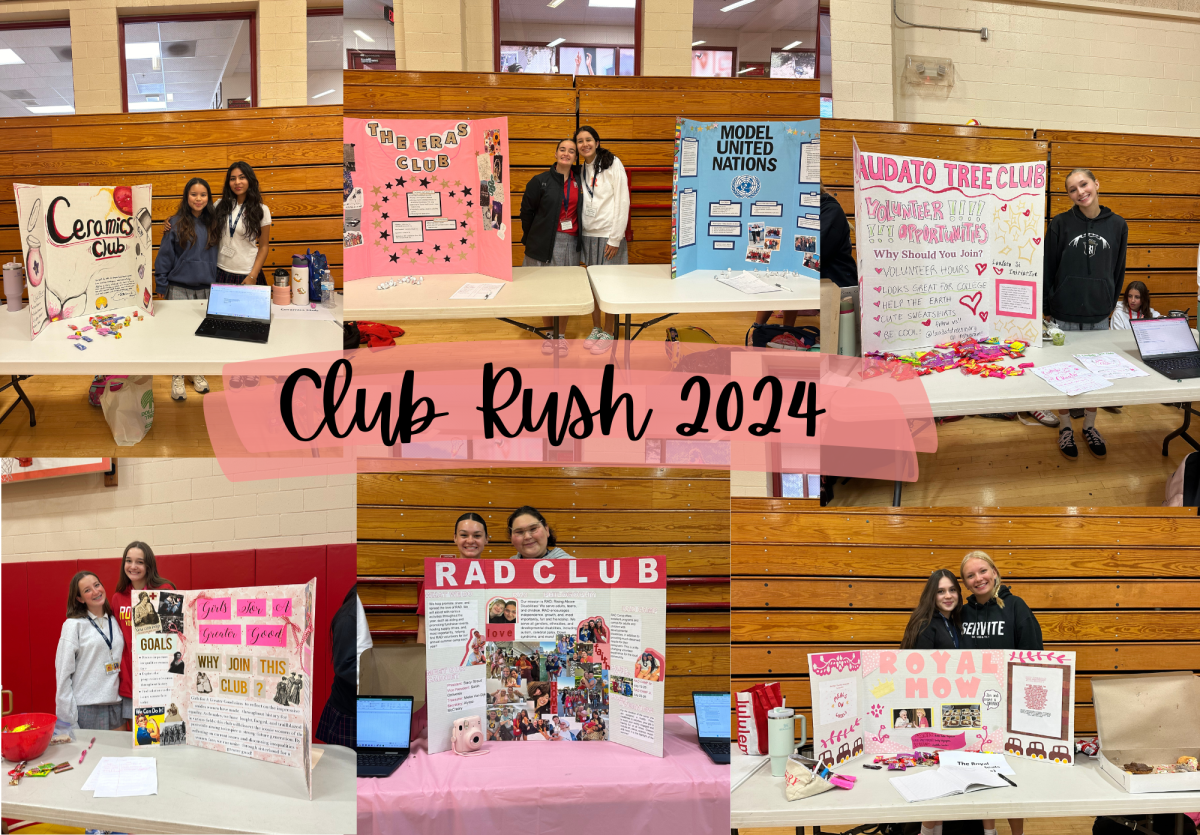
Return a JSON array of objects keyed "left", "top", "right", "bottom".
[
  {"left": 109, "top": 541, "right": 176, "bottom": 728},
  {"left": 508, "top": 506, "right": 572, "bottom": 560},
  {"left": 55, "top": 571, "right": 125, "bottom": 731},
  {"left": 212, "top": 161, "right": 272, "bottom": 286},
  {"left": 574, "top": 125, "right": 630, "bottom": 353},
  {"left": 900, "top": 569, "right": 967, "bottom": 649}
]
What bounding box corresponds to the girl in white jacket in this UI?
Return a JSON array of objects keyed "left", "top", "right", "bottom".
[
  {"left": 55, "top": 571, "right": 125, "bottom": 731},
  {"left": 575, "top": 126, "right": 631, "bottom": 353},
  {"left": 1110, "top": 280, "right": 1160, "bottom": 329}
]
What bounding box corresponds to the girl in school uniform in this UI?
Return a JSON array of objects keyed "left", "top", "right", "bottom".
[
  {"left": 55, "top": 571, "right": 126, "bottom": 731},
  {"left": 316, "top": 585, "right": 359, "bottom": 748},
  {"left": 1032, "top": 168, "right": 1128, "bottom": 459},
  {"left": 109, "top": 541, "right": 176, "bottom": 729},
  {"left": 574, "top": 126, "right": 631, "bottom": 354},
  {"left": 519, "top": 138, "right": 583, "bottom": 357},
  {"left": 508, "top": 505, "right": 573, "bottom": 559},
  {"left": 213, "top": 161, "right": 272, "bottom": 287},
  {"left": 156, "top": 178, "right": 219, "bottom": 402},
  {"left": 899, "top": 568, "right": 968, "bottom": 650},
  {"left": 960, "top": 550, "right": 1043, "bottom": 835}
]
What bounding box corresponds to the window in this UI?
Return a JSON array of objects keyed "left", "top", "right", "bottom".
[
  {"left": 344, "top": 2, "right": 395, "bottom": 71},
  {"left": 495, "top": 0, "right": 641, "bottom": 74},
  {"left": 308, "top": 9, "right": 342, "bottom": 104},
  {"left": 691, "top": 48, "right": 734, "bottom": 77},
  {"left": 0, "top": 22, "right": 74, "bottom": 117},
  {"left": 120, "top": 13, "right": 256, "bottom": 112},
  {"left": 770, "top": 49, "right": 815, "bottom": 79}
]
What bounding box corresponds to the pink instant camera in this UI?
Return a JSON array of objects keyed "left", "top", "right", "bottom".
[{"left": 451, "top": 715, "right": 488, "bottom": 757}]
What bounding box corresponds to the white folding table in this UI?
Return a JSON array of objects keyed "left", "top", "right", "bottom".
[
  {"left": 0, "top": 298, "right": 344, "bottom": 427},
  {"left": 0, "top": 729, "right": 355, "bottom": 834},
  {"left": 341, "top": 268, "right": 593, "bottom": 341},
  {"left": 731, "top": 750, "right": 1200, "bottom": 831},
  {"left": 588, "top": 263, "right": 821, "bottom": 342}
]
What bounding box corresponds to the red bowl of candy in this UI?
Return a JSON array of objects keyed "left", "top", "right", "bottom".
[{"left": 2, "top": 713, "right": 57, "bottom": 763}]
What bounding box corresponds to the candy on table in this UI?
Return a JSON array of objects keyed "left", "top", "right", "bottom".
[
  {"left": 82, "top": 326, "right": 93, "bottom": 332},
  {"left": 74, "top": 344, "right": 87, "bottom": 351},
  {"left": 81, "top": 335, "right": 92, "bottom": 343},
  {"left": 115, "top": 333, "right": 122, "bottom": 339}
]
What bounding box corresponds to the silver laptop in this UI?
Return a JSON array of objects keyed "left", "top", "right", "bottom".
[{"left": 1130, "top": 317, "right": 1200, "bottom": 380}]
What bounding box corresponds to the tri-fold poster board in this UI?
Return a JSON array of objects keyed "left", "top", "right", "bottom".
[
  {"left": 852, "top": 140, "right": 1048, "bottom": 354},
  {"left": 131, "top": 580, "right": 318, "bottom": 798},
  {"left": 423, "top": 557, "right": 667, "bottom": 756},
  {"left": 13, "top": 184, "right": 155, "bottom": 340},
  {"left": 671, "top": 117, "right": 821, "bottom": 279},
  {"left": 342, "top": 117, "right": 513, "bottom": 283},
  {"left": 809, "top": 648, "right": 1076, "bottom": 768}
]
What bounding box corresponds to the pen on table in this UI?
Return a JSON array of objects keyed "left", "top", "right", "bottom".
[
  {"left": 78, "top": 749, "right": 87, "bottom": 765},
  {"left": 89, "top": 737, "right": 95, "bottom": 749},
  {"left": 999, "top": 774, "right": 1017, "bottom": 787}
]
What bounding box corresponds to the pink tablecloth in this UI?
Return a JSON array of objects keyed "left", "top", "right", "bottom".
[{"left": 357, "top": 714, "right": 730, "bottom": 835}]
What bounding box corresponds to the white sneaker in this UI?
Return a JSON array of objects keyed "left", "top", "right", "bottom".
[
  {"left": 588, "top": 330, "right": 614, "bottom": 354},
  {"left": 192, "top": 375, "right": 209, "bottom": 394},
  {"left": 541, "top": 337, "right": 555, "bottom": 355},
  {"left": 1030, "top": 410, "right": 1059, "bottom": 427},
  {"left": 171, "top": 376, "right": 186, "bottom": 401},
  {"left": 556, "top": 336, "right": 569, "bottom": 357}
]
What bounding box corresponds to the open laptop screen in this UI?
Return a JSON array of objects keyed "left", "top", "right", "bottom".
[
  {"left": 357, "top": 696, "right": 413, "bottom": 749},
  {"left": 206, "top": 284, "right": 271, "bottom": 322},
  {"left": 1132, "top": 317, "right": 1198, "bottom": 358},
  {"left": 693, "top": 692, "right": 731, "bottom": 740}
]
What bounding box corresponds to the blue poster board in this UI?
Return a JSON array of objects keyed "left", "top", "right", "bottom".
[{"left": 671, "top": 117, "right": 820, "bottom": 279}]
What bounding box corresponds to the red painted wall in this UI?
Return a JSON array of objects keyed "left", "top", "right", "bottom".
[{"left": 1, "top": 545, "right": 356, "bottom": 744}]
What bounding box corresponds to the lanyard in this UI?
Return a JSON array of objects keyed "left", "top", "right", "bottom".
[
  {"left": 228, "top": 202, "right": 246, "bottom": 237},
  {"left": 940, "top": 613, "right": 960, "bottom": 648},
  {"left": 87, "top": 613, "right": 114, "bottom": 652},
  {"left": 583, "top": 162, "right": 599, "bottom": 199},
  {"left": 561, "top": 174, "right": 573, "bottom": 215}
]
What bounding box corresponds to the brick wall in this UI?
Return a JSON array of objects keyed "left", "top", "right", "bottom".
[
  {"left": 833, "top": 0, "right": 1200, "bottom": 135},
  {"left": 1, "top": 460, "right": 355, "bottom": 562}
]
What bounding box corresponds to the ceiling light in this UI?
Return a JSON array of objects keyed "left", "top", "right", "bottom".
[
  {"left": 0, "top": 49, "right": 24, "bottom": 65},
  {"left": 126, "top": 42, "right": 160, "bottom": 60},
  {"left": 548, "top": 0, "right": 566, "bottom": 7},
  {"left": 721, "top": 0, "right": 756, "bottom": 10},
  {"left": 129, "top": 101, "right": 167, "bottom": 111},
  {"left": 783, "top": 40, "right": 802, "bottom": 50},
  {"left": 312, "top": 88, "right": 336, "bottom": 99},
  {"left": 151, "top": 57, "right": 161, "bottom": 71},
  {"left": 353, "top": 30, "right": 375, "bottom": 42},
  {"left": 166, "top": 93, "right": 174, "bottom": 102},
  {"left": 589, "top": 0, "right": 635, "bottom": 6},
  {"left": 547, "top": 37, "right": 566, "bottom": 47},
  {"left": 692, "top": 40, "right": 706, "bottom": 46},
  {"left": 27, "top": 105, "right": 74, "bottom": 114}
]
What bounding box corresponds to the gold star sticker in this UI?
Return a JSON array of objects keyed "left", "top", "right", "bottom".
[
  {"left": 466, "top": 227, "right": 475, "bottom": 238},
  {"left": 371, "top": 186, "right": 382, "bottom": 196},
  {"left": 371, "top": 219, "right": 382, "bottom": 229},
  {"left": 374, "top": 238, "right": 384, "bottom": 248},
  {"left": 457, "top": 198, "right": 464, "bottom": 205},
  {"left": 371, "top": 203, "right": 381, "bottom": 212},
  {"left": 458, "top": 250, "right": 468, "bottom": 260},
  {"left": 409, "top": 258, "right": 418, "bottom": 265},
  {"left": 447, "top": 241, "right": 455, "bottom": 250},
  {"left": 469, "top": 242, "right": 476, "bottom": 250},
  {"left": 427, "top": 254, "right": 437, "bottom": 263},
  {"left": 454, "top": 179, "right": 462, "bottom": 187},
  {"left": 400, "top": 246, "right": 411, "bottom": 256}
]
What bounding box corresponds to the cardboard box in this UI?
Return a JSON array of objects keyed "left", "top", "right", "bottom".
[{"left": 1092, "top": 671, "right": 1200, "bottom": 793}]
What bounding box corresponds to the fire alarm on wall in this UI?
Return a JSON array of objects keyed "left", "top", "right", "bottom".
[{"left": 903, "top": 55, "right": 955, "bottom": 87}]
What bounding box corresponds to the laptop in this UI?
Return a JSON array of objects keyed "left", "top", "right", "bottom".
[
  {"left": 195, "top": 284, "right": 272, "bottom": 343},
  {"left": 357, "top": 695, "right": 413, "bottom": 778},
  {"left": 692, "top": 691, "right": 731, "bottom": 764},
  {"left": 1130, "top": 317, "right": 1200, "bottom": 380}
]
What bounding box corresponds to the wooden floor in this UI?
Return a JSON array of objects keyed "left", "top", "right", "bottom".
[
  {"left": 743, "top": 820, "right": 1095, "bottom": 835},
  {"left": 827, "top": 405, "right": 1195, "bottom": 507},
  {"left": 0, "top": 374, "right": 220, "bottom": 456}
]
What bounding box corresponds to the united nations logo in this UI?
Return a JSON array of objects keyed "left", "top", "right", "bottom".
[{"left": 732, "top": 175, "right": 760, "bottom": 198}]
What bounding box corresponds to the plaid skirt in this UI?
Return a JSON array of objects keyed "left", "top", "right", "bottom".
[
  {"left": 77, "top": 702, "right": 123, "bottom": 730},
  {"left": 315, "top": 699, "right": 355, "bottom": 748},
  {"left": 521, "top": 231, "right": 580, "bottom": 267},
  {"left": 166, "top": 284, "right": 211, "bottom": 300},
  {"left": 581, "top": 235, "right": 628, "bottom": 266}
]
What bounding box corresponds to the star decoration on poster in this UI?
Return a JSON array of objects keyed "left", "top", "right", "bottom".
[
  {"left": 389, "top": 253, "right": 399, "bottom": 262},
  {"left": 381, "top": 196, "right": 389, "bottom": 203},
  {"left": 419, "top": 177, "right": 431, "bottom": 188},
  {"left": 371, "top": 203, "right": 381, "bottom": 212},
  {"left": 462, "top": 186, "right": 472, "bottom": 196},
  {"left": 371, "top": 185, "right": 382, "bottom": 195}
]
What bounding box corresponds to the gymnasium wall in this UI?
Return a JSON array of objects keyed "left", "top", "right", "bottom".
[
  {"left": 0, "top": 105, "right": 343, "bottom": 305},
  {"left": 0, "top": 544, "right": 356, "bottom": 742},
  {"left": 731, "top": 500, "right": 1200, "bottom": 742},
  {"left": 1, "top": 458, "right": 356, "bottom": 561},
  {"left": 832, "top": 0, "right": 1200, "bottom": 135},
  {"left": 823, "top": 118, "right": 1200, "bottom": 326},
  {"left": 357, "top": 466, "right": 731, "bottom": 713},
  {"left": 343, "top": 71, "right": 819, "bottom": 268}
]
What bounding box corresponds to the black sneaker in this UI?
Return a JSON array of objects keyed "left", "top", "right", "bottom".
[
  {"left": 1059, "top": 427, "right": 1078, "bottom": 460},
  {"left": 1082, "top": 426, "right": 1107, "bottom": 458},
  {"left": 1069, "top": 408, "right": 1085, "bottom": 419}
]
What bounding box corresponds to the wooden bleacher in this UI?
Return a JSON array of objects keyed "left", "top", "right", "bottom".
[
  {"left": 0, "top": 105, "right": 342, "bottom": 304},
  {"left": 344, "top": 71, "right": 820, "bottom": 268},
  {"left": 357, "top": 466, "right": 731, "bottom": 712},
  {"left": 731, "top": 499, "right": 1200, "bottom": 741}
]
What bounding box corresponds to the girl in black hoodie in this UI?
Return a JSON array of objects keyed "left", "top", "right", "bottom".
[
  {"left": 1037, "top": 168, "right": 1128, "bottom": 460},
  {"left": 900, "top": 569, "right": 968, "bottom": 650},
  {"left": 960, "top": 550, "right": 1043, "bottom": 835}
]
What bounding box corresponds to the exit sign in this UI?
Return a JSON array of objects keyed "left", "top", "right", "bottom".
[{"left": 384, "top": 6, "right": 393, "bottom": 23}]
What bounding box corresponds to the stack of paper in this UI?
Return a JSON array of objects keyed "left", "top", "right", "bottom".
[
  {"left": 80, "top": 757, "right": 158, "bottom": 797},
  {"left": 1074, "top": 352, "right": 1150, "bottom": 380},
  {"left": 889, "top": 764, "right": 1009, "bottom": 803},
  {"left": 1030, "top": 361, "right": 1114, "bottom": 396}
]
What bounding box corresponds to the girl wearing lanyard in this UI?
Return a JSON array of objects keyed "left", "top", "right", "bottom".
[
  {"left": 55, "top": 571, "right": 125, "bottom": 731},
  {"left": 109, "top": 541, "right": 176, "bottom": 729},
  {"left": 899, "top": 569, "right": 968, "bottom": 650},
  {"left": 519, "top": 139, "right": 582, "bottom": 357},
  {"left": 574, "top": 126, "right": 631, "bottom": 354},
  {"left": 212, "top": 161, "right": 272, "bottom": 286}
]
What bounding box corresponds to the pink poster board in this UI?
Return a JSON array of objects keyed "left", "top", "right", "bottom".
[{"left": 343, "top": 118, "right": 512, "bottom": 282}]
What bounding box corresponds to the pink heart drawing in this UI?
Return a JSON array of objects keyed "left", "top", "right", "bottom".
[
  {"left": 874, "top": 315, "right": 881, "bottom": 322},
  {"left": 874, "top": 301, "right": 880, "bottom": 307},
  {"left": 875, "top": 268, "right": 883, "bottom": 274},
  {"left": 974, "top": 263, "right": 988, "bottom": 276},
  {"left": 993, "top": 266, "right": 1004, "bottom": 275},
  {"left": 1023, "top": 209, "right": 1030, "bottom": 216},
  {"left": 873, "top": 286, "right": 882, "bottom": 292},
  {"left": 874, "top": 331, "right": 881, "bottom": 337},
  {"left": 922, "top": 319, "right": 931, "bottom": 326},
  {"left": 1033, "top": 237, "right": 1042, "bottom": 245},
  {"left": 1001, "top": 204, "right": 1008, "bottom": 212},
  {"left": 980, "top": 311, "right": 989, "bottom": 322},
  {"left": 959, "top": 292, "right": 983, "bottom": 315}
]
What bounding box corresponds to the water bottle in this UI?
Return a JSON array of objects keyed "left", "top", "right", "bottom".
[{"left": 768, "top": 699, "right": 797, "bottom": 777}]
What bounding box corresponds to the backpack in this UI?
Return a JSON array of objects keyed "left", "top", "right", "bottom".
[{"left": 745, "top": 322, "right": 819, "bottom": 350}]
